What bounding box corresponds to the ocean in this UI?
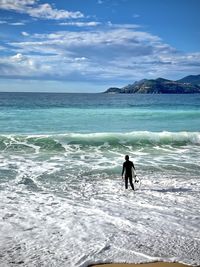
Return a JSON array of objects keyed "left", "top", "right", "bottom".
[{"left": 0, "top": 92, "right": 200, "bottom": 267}]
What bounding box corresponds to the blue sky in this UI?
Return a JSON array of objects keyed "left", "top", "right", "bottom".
[{"left": 0, "top": 0, "right": 200, "bottom": 92}]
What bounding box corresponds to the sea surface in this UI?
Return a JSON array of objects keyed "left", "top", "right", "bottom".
[{"left": 0, "top": 92, "right": 200, "bottom": 267}]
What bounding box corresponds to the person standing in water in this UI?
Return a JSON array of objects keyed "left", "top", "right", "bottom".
[{"left": 121, "top": 155, "right": 136, "bottom": 190}]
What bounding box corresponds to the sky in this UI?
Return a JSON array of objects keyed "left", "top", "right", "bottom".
[{"left": 0, "top": 0, "right": 200, "bottom": 92}]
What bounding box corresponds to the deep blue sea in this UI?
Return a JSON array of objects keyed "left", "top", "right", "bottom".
[{"left": 0, "top": 92, "right": 200, "bottom": 267}]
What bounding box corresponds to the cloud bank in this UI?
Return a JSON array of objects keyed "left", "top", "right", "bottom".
[
  {"left": 0, "top": 0, "right": 84, "bottom": 20},
  {"left": 0, "top": 24, "right": 200, "bottom": 84}
]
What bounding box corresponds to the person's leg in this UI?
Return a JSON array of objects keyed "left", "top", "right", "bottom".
[
  {"left": 129, "top": 176, "right": 135, "bottom": 191},
  {"left": 125, "top": 175, "right": 128, "bottom": 189}
]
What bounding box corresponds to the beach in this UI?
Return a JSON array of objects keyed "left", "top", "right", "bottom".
[
  {"left": 0, "top": 93, "right": 200, "bottom": 267},
  {"left": 90, "top": 263, "right": 190, "bottom": 267}
]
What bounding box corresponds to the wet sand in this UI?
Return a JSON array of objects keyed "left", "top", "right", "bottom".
[{"left": 90, "top": 262, "right": 191, "bottom": 267}]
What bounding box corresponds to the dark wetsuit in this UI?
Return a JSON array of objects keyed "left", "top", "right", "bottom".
[{"left": 122, "top": 160, "right": 135, "bottom": 190}]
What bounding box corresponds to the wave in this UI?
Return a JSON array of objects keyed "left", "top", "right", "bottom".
[
  {"left": 0, "top": 131, "right": 199, "bottom": 153},
  {"left": 61, "top": 131, "right": 200, "bottom": 145}
]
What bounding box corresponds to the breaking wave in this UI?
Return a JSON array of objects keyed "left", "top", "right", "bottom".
[{"left": 0, "top": 131, "right": 199, "bottom": 153}]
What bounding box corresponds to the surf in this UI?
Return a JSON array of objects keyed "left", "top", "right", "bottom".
[{"left": 0, "top": 131, "right": 199, "bottom": 154}]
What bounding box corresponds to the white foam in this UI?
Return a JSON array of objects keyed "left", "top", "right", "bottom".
[{"left": 0, "top": 133, "right": 200, "bottom": 266}]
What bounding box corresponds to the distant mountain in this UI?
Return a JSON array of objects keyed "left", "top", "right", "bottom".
[
  {"left": 104, "top": 87, "right": 121, "bottom": 94},
  {"left": 104, "top": 75, "right": 200, "bottom": 94},
  {"left": 177, "top": 74, "right": 200, "bottom": 85}
]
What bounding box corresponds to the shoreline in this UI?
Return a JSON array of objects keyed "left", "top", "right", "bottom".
[{"left": 89, "top": 262, "right": 191, "bottom": 267}]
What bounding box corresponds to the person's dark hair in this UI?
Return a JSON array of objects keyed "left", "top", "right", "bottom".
[{"left": 125, "top": 155, "right": 129, "bottom": 160}]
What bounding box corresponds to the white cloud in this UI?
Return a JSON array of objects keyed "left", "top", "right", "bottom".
[
  {"left": 0, "top": 52, "right": 53, "bottom": 78},
  {"left": 0, "top": 0, "right": 35, "bottom": 11},
  {"left": 9, "top": 22, "right": 25, "bottom": 25},
  {"left": 107, "top": 21, "right": 141, "bottom": 29},
  {"left": 11, "top": 53, "right": 27, "bottom": 62},
  {"left": 59, "top": 21, "right": 101, "bottom": 27},
  {"left": 0, "top": 19, "right": 25, "bottom": 25},
  {"left": 74, "top": 57, "right": 88, "bottom": 61},
  {"left": 21, "top": 31, "right": 29, "bottom": 36},
  {"left": 0, "top": 0, "right": 84, "bottom": 20},
  {"left": 27, "top": 3, "right": 84, "bottom": 20},
  {"left": 27, "top": 28, "right": 162, "bottom": 49},
  {"left": 10, "top": 53, "right": 35, "bottom": 69}
]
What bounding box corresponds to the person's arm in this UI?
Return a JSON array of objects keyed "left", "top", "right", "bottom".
[{"left": 121, "top": 163, "right": 125, "bottom": 179}]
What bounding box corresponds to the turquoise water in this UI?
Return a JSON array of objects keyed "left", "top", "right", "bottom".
[
  {"left": 0, "top": 92, "right": 200, "bottom": 266},
  {"left": 0, "top": 92, "right": 200, "bottom": 133}
]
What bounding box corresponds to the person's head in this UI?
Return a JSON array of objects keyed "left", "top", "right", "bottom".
[{"left": 125, "top": 155, "right": 129, "bottom": 161}]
